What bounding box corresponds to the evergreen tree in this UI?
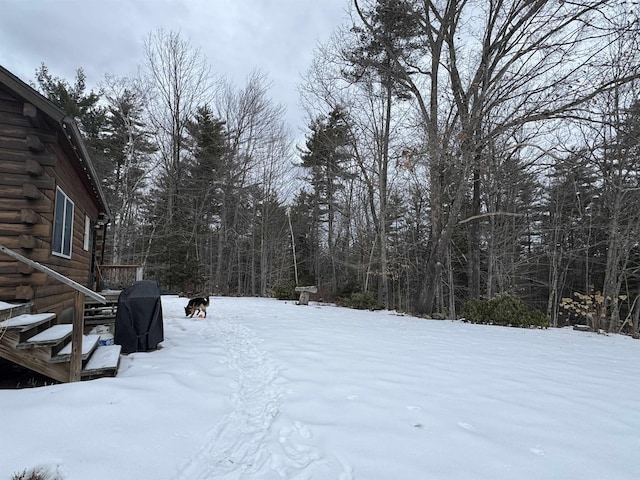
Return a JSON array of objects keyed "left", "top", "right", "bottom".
[
  {"left": 34, "top": 63, "right": 105, "bottom": 136},
  {"left": 299, "top": 107, "right": 352, "bottom": 293},
  {"left": 183, "top": 106, "right": 229, "bottom": 288},
  {"left": 185, "top": 105, "right": 228, "bottom": 221},
  {"left": 345, "top": 0, "right": 422, "bottom": 308},
  {"left": 289, "top": 190, "right": 320, "bottom": 287},
  {"left": 347, "top": 0, "right": 421, "bottom": 98},
  {"left": 33, "top": 64, "right": 109, "bottom": 180},
  {"left": 543, "top": 155, "right": 598, "bottom": 326}
]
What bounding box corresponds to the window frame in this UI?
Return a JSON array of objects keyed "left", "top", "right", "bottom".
[{"left": 52, "top": 186, "right": 74, "bottom": 259}]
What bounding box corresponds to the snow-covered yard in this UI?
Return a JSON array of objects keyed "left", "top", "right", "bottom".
[{"left": 2, "top": 296, "right": 639, "bottom": 479}]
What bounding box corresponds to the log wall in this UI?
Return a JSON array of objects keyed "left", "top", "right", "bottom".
[{"left": 0, "top": 85, "right": 103, "bottom": 316}]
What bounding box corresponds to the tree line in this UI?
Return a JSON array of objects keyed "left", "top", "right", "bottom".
[{"left": 32, "top": 0, "right": 640, "bottom": 334}]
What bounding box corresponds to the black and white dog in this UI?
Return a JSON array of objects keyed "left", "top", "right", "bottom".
[{"left": 185, "top": 296, "right": 210, "bottom": 318}]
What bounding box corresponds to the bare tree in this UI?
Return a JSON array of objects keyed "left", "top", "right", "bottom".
[
  {"left": 141, "top": 29, "right": 216, "bottom": 290},
  {"left": 348, "top": 0, "right": 640, "bottom": 314},
  {"left": 100, "top": 75, "right": 157, "bottom": 265},
  {"left": 214, "top": 71, "right": 292, "bottom": 295}
]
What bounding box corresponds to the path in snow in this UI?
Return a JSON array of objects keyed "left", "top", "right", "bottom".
[{"left": 176, "top": 316, "right": 353, "bottom": 480}]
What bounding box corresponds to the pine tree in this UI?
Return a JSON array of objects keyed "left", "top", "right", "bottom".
[
  {"left": 33, "top": 64, "right": 108, "bottom": 179},
  {"left": 183, "top": 106, "right": 229, "bottom": 288},
  {"left": 299, "top": 107, "right": 352, "bottom": 293}
]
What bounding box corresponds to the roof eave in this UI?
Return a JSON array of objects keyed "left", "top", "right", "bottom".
[{"left": 0, "top": 66, "right": 111, "bottom": 221}]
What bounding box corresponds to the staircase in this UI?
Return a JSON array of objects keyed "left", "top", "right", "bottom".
[{"left": 0, "top": 303, "right": 121, "bottom": 383}]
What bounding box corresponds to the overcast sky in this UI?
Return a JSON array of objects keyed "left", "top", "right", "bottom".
[{"left": 0, "top": 0, "right": 351, "bottom": 141}]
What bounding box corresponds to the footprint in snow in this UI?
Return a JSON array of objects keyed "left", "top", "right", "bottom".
[
  {"left": 273, "top": 424, "right": 353, "bottom": 480},
  {"left": 457, "top": 422, "right": 475, "bottom": 431},
  {"left": 294, "top": 421, "right": 312, "bottom": 440},
  {"left": 176, "top": 317, "right": 353, "bottom": 480},
  {"left": 530, "top": 446, "right": 545, "bottom": 456}
]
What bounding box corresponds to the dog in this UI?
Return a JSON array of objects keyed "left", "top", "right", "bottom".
[{"left": 185, "top": 296, "right": 210, "bottom": 318}]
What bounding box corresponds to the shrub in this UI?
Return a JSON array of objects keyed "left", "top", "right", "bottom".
[
  {"left": 335, "top": 279, "right": 362, "bottom": 299},
  {"left": 462, "top": 294, "right": 548, "bottom": 328},
  {"left": 461, "top": 297, "right": 492, "bottom": 323},
  {"left": 12, "top": 468, "right": 61, "bottom": 480},
  {"left": 560, "top": 291, "right": 627, "bottom": 330},
  {"left": 347, "top": 291, "right": 378, "bottom": 310},
  {"left": 273, "top": 281, "right": 297, "bottom": 300}
]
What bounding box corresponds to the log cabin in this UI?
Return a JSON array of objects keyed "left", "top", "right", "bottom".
[
  {"left": 0, "top": 65, "right": 110, "bottom": 313},
  {"left": 0, "top": 65, "right": 120, "bottom": 382}
]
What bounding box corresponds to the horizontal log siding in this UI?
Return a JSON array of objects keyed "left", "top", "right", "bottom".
[{"left": 0, "top": 86, "right": 102, "bottom": 316}]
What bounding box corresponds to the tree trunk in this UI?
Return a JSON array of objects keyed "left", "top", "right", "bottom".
[
  {"left": 378, "top": 79, "right": 392, "bottom": 309},
  {"left": 467, "top": 167, "right": 482, "bottom": 299}
]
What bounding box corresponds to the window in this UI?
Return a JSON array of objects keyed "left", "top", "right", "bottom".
[{"left": 52, "top": 187, "right": 74, "bottom": 258}]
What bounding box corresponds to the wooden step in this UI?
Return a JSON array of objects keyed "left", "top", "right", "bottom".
[
  {"left": 82, "top": 344, "right": 121, "bottom": 378},
  {"left": 17, "top": 324, "right": 72, "bottom": 349},
  {"left": 50, "top": 334, "right": 100, "bottom": 363},
  {"left": 0, "top": 301, "right": 33, "bottom": 321},
  {"left": 0, "top": 313, "right": 56, "bottom": 332}
]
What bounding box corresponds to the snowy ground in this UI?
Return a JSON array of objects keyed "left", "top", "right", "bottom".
[{"left": 1, "top": 296, "right": 639, "bottom": 480}]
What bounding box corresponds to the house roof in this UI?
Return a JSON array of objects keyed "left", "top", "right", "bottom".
[{"left": 0, "top": 65, "right": 111, "bottom": 221}]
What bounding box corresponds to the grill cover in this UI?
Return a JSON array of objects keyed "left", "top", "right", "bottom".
[{"left": 114, "top": 281, "right": 164, "bottom": 354}]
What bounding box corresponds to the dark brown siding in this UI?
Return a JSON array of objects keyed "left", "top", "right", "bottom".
[{"left": 0, "top": 85, "right": 102, "bottom": 316}]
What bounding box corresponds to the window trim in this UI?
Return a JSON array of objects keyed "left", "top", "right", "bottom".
[
  {"left": 83, "top": 215, "right": 90, "bottom": 251},
  {"left": 52, "top": 186, "right": 74, "bottom": 259}
]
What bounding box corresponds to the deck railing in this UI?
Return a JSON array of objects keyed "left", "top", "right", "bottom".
[
  {"left": 0, "top": 244, "right": 105, "bottom": 381},
  {"left": 97, "top": 264, "right": 144, "bottom": 290}
]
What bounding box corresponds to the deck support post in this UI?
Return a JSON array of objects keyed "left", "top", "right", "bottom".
[{"left": 70, "top": 290, "right": 84, "bottom": 382}]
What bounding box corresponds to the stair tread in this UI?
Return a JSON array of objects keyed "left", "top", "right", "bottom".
[
  {"left": 0, "top": 301, "right": 24, "bottom": 311},
  {"left": 57, "top": 334, "right": 101, "bottom": 356},
  {"left": 25, "top": 324, "right": 72, "bottom": 345},
  {"left": 0, "top": 312, "right": 56, "bottom": 330},
  {"left": 82, "top": 344, "right": 121, "bottom": 376}
]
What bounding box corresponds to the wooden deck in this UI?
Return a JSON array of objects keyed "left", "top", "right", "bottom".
[{"left": 84, "top": 290, "right": 120, "bottom": 332}]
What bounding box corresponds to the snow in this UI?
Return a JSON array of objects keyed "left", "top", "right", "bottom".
[
  {"left": 1, "top": 295, "right": 639, "bottom": 479},
  {"left": 56, "top": 335, "right": 101, "bottom": 356},
  {"left": 25, "top": 324, "right": 72, "bottom": 344},
  {"left": 0, "top": 301, "right": 16, "bottom": 311},
  {"left": 0, "top": 312, "right": 56, "bottom": 328}
]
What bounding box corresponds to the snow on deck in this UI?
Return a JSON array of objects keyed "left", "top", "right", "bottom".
[
  {"left": 84, "top": 344, "right": 121, "bottom": 371},
  {"left": 25, "top": 324, "right": 72, "bottom": 343},
  {"left": 0, "top": 301, "right": 17, "bottom": 311},
  {"left": 0, "top": 313, "right": 56, "bottom": 329},
  {"left": 57, "top": 335, "right": 101, "bottom": 356}
]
